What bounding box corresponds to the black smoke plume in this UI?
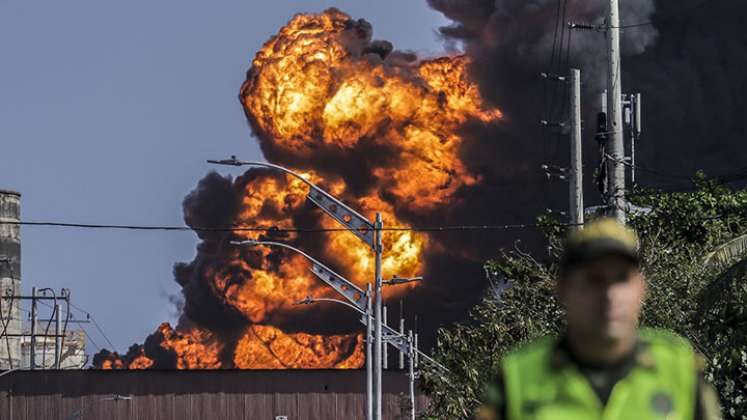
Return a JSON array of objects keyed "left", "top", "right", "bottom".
[{"left": 427, "top": 0, "right": 747, "bottom": 188}]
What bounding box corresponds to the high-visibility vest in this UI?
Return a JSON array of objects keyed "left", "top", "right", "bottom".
[{"left": 502, "top": 329, "right": 697, "bottom": 420}]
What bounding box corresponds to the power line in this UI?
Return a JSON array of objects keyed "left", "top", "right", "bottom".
[
  {"left": 78, "top": 324, "right": 101, "bottom": 352},
  {"left": 0, "top": 220, "right": 576, "bottom": 233},
  {"left": 605, "top": 154, "right": 694, "bottom": 181},
  {"left": 67, "top": 302, "right": 116, "bottom": 350},
  {"left": 542, "top": 0, "right": 566, "bottom": 161}
]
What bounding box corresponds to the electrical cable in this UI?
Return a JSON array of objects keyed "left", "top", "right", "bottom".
[
  {"left": 542, "top": 0, "right": 566, "bottom": 161},
  {"left": 78, "top": 324, "right": 101, "bottom": 352},
  {"left": 0, "top": 220, "right": 579, "bottom": 233},
  {"left": 88, "top": 316, "right": 115, "bottom": 351},
  {"left": 551, "top": 3, "right": 574, "bottom": 163},
  {"left": 67, "top": 302, "right": 115, "bottom": 350},
  {"left": 605, "top": 154, "right": 694, "bottom": 181},
  {"left": 547, "top": 0, "right": 570, "bottom": 136}
]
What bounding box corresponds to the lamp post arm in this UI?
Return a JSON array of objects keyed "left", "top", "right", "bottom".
[
  {"left": 211, "top": 159, "right": 316, "bottom": 188},
  {"left": 209, "top": 158, "right": 375, "bottom": 247},
  {"left": 232, "top": 240, "right": 367, "bottom": 311},
  {"left": 301, "top": 297, "right": 366, "bottom": 316}
]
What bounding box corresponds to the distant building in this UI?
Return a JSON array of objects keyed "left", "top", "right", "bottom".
[
  {"left": 0, "top": 190, "right": 22, "bottom": 369},
  {"left": 0, "top": 189, "right": 88, "bottom": 371},
  {"left": 20, "top": 329, "right": 87, "bottom": 369}
]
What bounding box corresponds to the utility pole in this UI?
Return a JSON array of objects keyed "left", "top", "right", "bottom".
[
  {"left": 408, "top": 330, "right": 416, "bottom": 420},
  {"left": 399, "top": 300, "right": 405, "bottom": 370},
  {"left": 30, "top": 287, "right": 36, "bottom": 370},
  {"left": 606, "top": 0, "right": 626, "bottom": 223},
  {"left": 373, "top": 212, "right": 384, "bottom": 420},
  {"left": 382, "top": 305, "right": 388, "bottom": 370},
  {"left": 366, "top": 284, "right": 373, "bottom": 420},
  {"left": 569, "top": 68, "right": 584, "bottom": 229},
  {"left": 54, "top": 303, "right": 61, "bottom": 369},
  {"left": 1, "top": 289, "right": 78, "bottom": 370}
]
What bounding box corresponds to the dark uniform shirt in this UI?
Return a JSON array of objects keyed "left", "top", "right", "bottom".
[{"left": 477, "top": 337, "right": 722, "bottom": 420}]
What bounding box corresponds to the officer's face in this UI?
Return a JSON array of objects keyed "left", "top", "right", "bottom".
[{"left": 559, "top": 255, "right": 645, "bottom": 343}]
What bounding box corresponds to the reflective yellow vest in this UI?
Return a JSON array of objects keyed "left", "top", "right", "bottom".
[{"left": 502, "top": 329, "right": 697, "bottom": 420}]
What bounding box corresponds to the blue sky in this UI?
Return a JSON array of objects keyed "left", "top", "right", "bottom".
[{"left": 0, "top": 1, "right": 451, "bottom": 356}]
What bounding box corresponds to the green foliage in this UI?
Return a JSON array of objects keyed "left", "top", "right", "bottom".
[{"left": 419, "top": 177, "right": 747, "bottom": 419}]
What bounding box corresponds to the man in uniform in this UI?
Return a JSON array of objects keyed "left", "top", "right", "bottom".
[{"left": 476, "top": 218, "right": 721, "bottom": 420}]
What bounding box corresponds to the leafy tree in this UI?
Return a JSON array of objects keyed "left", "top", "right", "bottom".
[{"left": 420, "top": 176, "right": 747, "bottom": 419}]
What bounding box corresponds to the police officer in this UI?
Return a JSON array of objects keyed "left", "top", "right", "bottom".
[{"left": 477, "top": 218, "right": 721, "bottom": 420}]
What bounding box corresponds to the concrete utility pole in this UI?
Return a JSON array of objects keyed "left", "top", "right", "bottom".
[
  {"left": 373, "top": 212, "right": 384, "bottom": 420},
  {"left": 606, "top": 0, "right": 626, "bottom": 223},
  {"left": 569, "top": 69, "right": 584, "bottom": 229},
  {"left": 30, "top": 287, "right": 36, "bottom": 370}
]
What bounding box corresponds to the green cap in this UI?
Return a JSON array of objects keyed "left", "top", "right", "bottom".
[{"left": 561, "top": 218, "right": 640, "bottom": 269}]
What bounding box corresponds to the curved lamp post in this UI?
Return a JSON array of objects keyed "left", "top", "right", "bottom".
[{"left": 215, "top": 156, "right": 385, "bottom": 420}]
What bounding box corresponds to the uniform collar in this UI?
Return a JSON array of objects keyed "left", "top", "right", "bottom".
[{"left": 549, "top": 334, "right": 656, "bottom": 371}]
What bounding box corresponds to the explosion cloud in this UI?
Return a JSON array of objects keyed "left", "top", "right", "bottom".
[{"left": 94, "top": 8, "right": 502, "bottom": 369}]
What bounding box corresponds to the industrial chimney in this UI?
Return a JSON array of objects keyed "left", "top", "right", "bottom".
[{"left": 0, "top": 189, "right": 21, "bottom": 369}]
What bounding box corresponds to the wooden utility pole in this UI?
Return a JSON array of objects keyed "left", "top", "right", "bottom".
[
  {"left": 569, "top": 69, "right": 584, "bottom": 229},
  {"left": 606, "top": 0, "right": 626, "bottom": 223}
]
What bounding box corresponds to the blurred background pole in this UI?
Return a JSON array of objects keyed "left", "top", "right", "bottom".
[
  {"left": 606, "top": 0, "right": 626, "bottom": 223},
  {"left": 570, "top": 68, "right": 584, "bottom": 230}
]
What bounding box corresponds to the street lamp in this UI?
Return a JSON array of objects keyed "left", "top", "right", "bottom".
[
  {"left": 231, "top": 239, "right": 373, "bottom": 420},
  {"left": 213, "top": 156, "right": 385, "bottom": 420}
]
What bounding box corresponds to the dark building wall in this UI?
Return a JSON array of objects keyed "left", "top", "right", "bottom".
[{"left": 0, "top": 370, "right": 429, "bottom": 420}]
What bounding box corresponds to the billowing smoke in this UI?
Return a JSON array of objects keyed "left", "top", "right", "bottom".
[
  {"left": 624, "top": 0, "right": 747, "bottom": 174},
  {"left": 427, "top": 0, "right": 747, "bottom": 186}
]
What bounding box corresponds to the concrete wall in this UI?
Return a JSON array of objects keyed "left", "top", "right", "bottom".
[
  {"left": 0, "top": 190, "right": 22, "bottom": 370},
  {"left": 0, "top": 370, "right": 429, "bottom": 420}
]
